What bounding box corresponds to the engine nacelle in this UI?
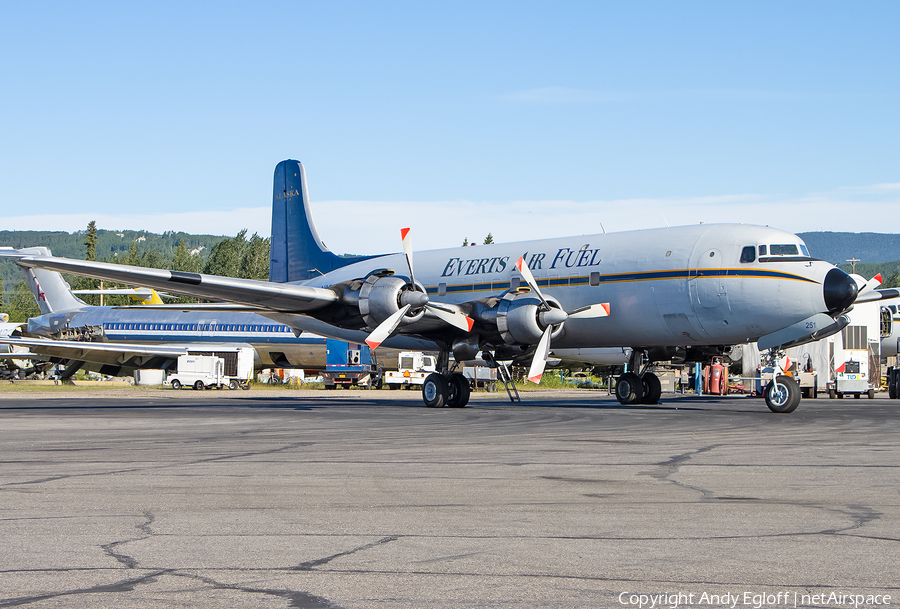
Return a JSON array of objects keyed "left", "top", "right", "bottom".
[
  {"left": 356, "top": 272, "right": 425, "bottom": 329},
  {"left": 496, "top": 290, "right": 565, "bottom": 346}
]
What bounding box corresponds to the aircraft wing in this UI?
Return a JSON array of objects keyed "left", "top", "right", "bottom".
[
  {"left": 11, "top": 255, "right": 338, "bottom": 313},
  {"left": 0, "top": 337, "right": 188, "bottom": 367}
]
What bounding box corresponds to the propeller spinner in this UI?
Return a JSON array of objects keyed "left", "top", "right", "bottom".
[
  {"left": 515, "top": 256, "right": 610, "bottom": 383},
  {"left": 365, "top": 229, "right": 474, "bottom": 349}
]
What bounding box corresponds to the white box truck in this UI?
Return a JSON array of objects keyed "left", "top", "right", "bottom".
[{"left": 168, "top": 355, "right": 226, "bottom": 390}]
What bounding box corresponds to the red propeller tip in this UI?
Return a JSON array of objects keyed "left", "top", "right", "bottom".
[{"left": 400, "top": 228, "right": 411, "bottom": 240}]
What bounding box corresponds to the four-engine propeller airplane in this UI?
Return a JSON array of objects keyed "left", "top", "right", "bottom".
[{"left": 6, "top": 159, "right": 897, "bottom": 412}]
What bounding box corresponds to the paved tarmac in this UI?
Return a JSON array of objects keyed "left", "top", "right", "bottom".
[{"left": 0, "top": 388, "right": 898, "bottom": 608}]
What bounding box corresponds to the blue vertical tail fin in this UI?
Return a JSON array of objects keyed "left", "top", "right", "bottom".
[{"left": 269, "top": 160, "right": 374, "bottom": 282}]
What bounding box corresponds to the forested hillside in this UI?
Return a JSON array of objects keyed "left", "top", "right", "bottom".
[
  {"left": 1, "top": 224, "right": 269, "bottom": 321},
  {"left": 797, "top": 232, "right": 900, "bottom": 265}
]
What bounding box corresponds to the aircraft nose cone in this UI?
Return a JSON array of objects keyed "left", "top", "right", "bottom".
[{"left": 823, "top": 268, "right": 858, "bottom": 313}]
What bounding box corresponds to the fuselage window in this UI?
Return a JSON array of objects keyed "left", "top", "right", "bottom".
[
  {"left": 770, "top": 244, "right": 799, "bottom": 256},
  {"left": 758, "top": 245, "right": 767, "bottom": 257},
  {"left": 740, "top": 246, "right": 756, "bottom": 263}
]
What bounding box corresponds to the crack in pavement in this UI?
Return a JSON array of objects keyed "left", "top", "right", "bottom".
[
  {"left": 184, "top": 573, "right": 341, "bottom": 608},
  {"left": 100, "top": 512, "right": 155, "bottom": 569},
  {"left": 0, "top": 517, "right": 393, "bottom": 608},
  {"left": 293, "top": 536, "right": 400, "bottom": 570},
  {"left": 639, "top": 445, "right": 890, "bottom": 542},
  {"left": 0, "top": 442, "right": 314, "bottom": 489},
  {"left": 0, "top": 570, "right": 172, "bottom": 608}
]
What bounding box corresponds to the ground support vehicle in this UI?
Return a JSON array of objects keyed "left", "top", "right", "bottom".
[
  {"left": 827, "top": 358, "right": 874, "bottom": 400},
  {"left": 322, "top": 339, "right": 379, "bottom": 389},
  {"left": 384, "top": 352, "right": 437, "bottom": 389},
  {"left": 167, "top": 355, "right": 226, "bottom": 390}
]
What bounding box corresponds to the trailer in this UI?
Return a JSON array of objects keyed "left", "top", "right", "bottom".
[
  {"left": 167, "top": 347, "right": 254, "bottom": 390},
  {"left": 384, "top": 352, "right": 437, "bottom": 389},
  {"left": 322, "top": 339, "right": 378, "bottom": 389},
  {"left": 187, "top": 347, "right": 254, "bottom": 389}
]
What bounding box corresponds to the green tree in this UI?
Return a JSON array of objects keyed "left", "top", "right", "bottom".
[
  {"left": 84, "top": 221, "right": 98, "bottom": 261},
  {"left": 885, "top": 271, "right": 900, "bottom": 289},
  {"left": 203, "top": 229, "right": 247, "bottom": 278},
  {"left": 240, "top": 233, "right": 270, "bottom": 280},
  {"left": 140, "top": 248, "right": 167, "bottom": 270},
  {"left": 483, "top": 233, "right": 494, "bottom": 245},
  {"left": 462, "top": 237, "right": 469, "bottom": 247},
  {"left": 172, "top": 240, "right": 202, "bottom": 273},
  {"left": 126, "top": 241, "right": 140, "bottom": 266},
  {"left": 7, "top": 279, "right": 40, "bottom": 323}
]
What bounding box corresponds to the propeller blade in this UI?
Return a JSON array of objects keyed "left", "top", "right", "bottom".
[
  {"left": 401, "top": 227, "right": 416, "bottom": 289},
  {"left": 567, "top": 303, "right": 611, "bottom": 319},
  {"left": 426, "top": 304, "right": 474, "bottom": 332},
  {"left": 515, "top": 257, "right": 551, "bottom": 310},
  {"left": 860, "top": 273, "right": 883, "bottom": 296},
  {"left": 365, "top": 304, "right": 411, "bottom": 350},
  {"left": 526, "top": 325, "right": 553, "bottom": 383}
]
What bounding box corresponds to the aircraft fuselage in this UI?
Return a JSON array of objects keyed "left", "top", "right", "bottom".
[{"left": 303, "top": 223, "right": 836, "bottom": 350}]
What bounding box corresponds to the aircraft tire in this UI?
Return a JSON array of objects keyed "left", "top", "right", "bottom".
[
  {"left": 828, "top": 388, "right": 836, "bottom": 399},
  {"left": 615, "top": 372, "right": 643, "bottom": 405},
  {"left": 868, "top": 389, "right": 875, "bottom": 399},
  {"left": 889, "top": 381, "right": 897, "bottom": 399},
  {"left": 640, "top": 373, "right": 662, "bottom": 405},
  {"left": 446, "top": 373, "right": 470, "bottom": 408},
  {"left": 422, "top": 373, "right": 447, "bottom": 408},
  {"left": 194, "top": 380, "right": 205, "bottom": 391},
  {"left": 764, "top": 375, "right": 800, "bottom": 413},
  {"left": 171, "top": 379, "right": 182, "bottom": 390}
]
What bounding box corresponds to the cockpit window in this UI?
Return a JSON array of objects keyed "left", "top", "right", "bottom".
[
  {"left": 770, "top": 244, "right": 800, "bottom": 256},
  {"left": 740, "top": 246, "right": 756, "bottom": 263},
  {"left": 758, "top": 245, "right": 767, "bottom": 256},
  {"left": 799, "top": 244, "right": 810, "bottom": 257}
]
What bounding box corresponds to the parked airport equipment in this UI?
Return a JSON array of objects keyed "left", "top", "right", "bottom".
[
  {"left": 323, "top": 339, "right": 378, "bottom": 389},
  {"left": 168, "top": 355, "right": 226, "bottom": 390},
  {"left": 384, "top": 352, "right": 437, "bottom": 389}
]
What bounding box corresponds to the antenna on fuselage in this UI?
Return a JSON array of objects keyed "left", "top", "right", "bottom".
[
  {"left": 600, "top": 223, "right": 606, "bottom": 234},
  {"left": 661, "top": 212, "right": 670, "bottom": 228}
]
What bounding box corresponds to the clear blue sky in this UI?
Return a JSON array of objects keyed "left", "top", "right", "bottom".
[{"left": 1, "top": 2, "right": 897, "bottom": 253}]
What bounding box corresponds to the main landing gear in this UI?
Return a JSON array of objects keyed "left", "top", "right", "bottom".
[
  {"left": 615, "top": 351, "right": 662, "bottom": 405},
  {"left": 419, "top": 350, "right": 471, "bottom": 408},
  {"left": 422, "top": 372, "right": 470, "bottom": 408}
]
